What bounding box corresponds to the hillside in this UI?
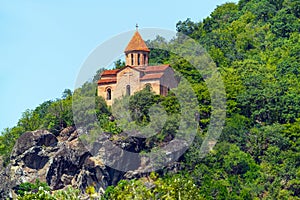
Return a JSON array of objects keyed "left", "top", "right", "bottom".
[{"left": 1, "top": 0, "right": 300, "bottom": 199}]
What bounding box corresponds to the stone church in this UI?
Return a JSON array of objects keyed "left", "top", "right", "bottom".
[{"left": 97, "top": 30, "right": 178, "bottom": 106}]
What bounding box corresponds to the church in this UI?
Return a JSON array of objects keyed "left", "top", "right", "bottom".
[{"left": 97, "top": 29, "right": 178, "bottom": 106}]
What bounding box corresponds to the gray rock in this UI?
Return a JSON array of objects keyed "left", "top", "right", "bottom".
[
  {"left": 11, "top": 130, "right": 58, "bottom": 159},
  {"left": 0, "top": 128, "right": 110, "bottom": 198},
  {"left": 0, "top": 127, "right": 183, "bottom": 199}
]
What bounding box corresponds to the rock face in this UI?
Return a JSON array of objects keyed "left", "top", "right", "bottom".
[
  {"left": 0, "top": 127, "right": 181, "bottom": 199},
  {"left": 0, "top": 129, "right": 111, "bottom": 199}
]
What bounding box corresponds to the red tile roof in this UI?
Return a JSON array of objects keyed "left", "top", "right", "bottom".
[
  {"left": 125, "top": 31, "right": 150, "bottom": 53},
  {"left": 98, "top": 78, "right": 117, "bottom": 84},
  {"left": 101, "top": 69, "right": 119, "bottom": 76},
  {"left": 143, "top": 65, "right": 170, "bottom": 73},
  {"left": 98, "top": 65, "right": 171, "bottom": 83},
  {"left": 140, "top": 73, "right": 164, "bottom": 81}
]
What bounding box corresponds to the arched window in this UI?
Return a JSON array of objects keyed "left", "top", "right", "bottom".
[
  {"left": 144, "top": 83, "right": 152, "bottom": 91},
  {"left": 137, "top": 53, "right": 140, "bottom": 65},
  {"left": 131, "top": 54, "right": 134, "bottom": 65},
  {"left": 126, "top": 85, "right": 131, "bottom": 96},
  {"left": 106, "top": 88, "right": 111, "bottom": 100}
]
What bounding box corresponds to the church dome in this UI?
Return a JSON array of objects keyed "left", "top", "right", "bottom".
[{"left": 124, "top": 31, "right": 150, "bottom": 53}]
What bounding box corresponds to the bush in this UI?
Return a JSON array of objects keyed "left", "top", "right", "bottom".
[{"left": 17, "top": 179, "right": 50, "bottom": 197}]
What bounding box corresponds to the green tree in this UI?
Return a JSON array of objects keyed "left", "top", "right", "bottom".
[
  {"left": 113, "top": 59, "right": 125, "bottom": 69},
  {"left": 18, "top": 109, "right": 41, "bottom": 131}
]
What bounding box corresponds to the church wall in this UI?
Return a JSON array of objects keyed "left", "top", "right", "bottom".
[
  {"left": 97, "top": 83, "right": 116, "bottom": 106},
  {"left": 160, "top": 68, "right": 178, "bottom": 90},
  {"left": 114, "top": 67, "right": 141, "bottom": 100},
  {"left": 98, "top": 67, "right": 178, "bottom": 106},
  {"left": 140, "top": 80, "right": 161, "bottom": 94}
]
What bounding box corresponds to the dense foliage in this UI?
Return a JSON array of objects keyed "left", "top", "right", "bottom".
[
  {"left": 107, "top": 0, "right": 300, "bottom": 198},
  {"left": 16, "top": 181, "right": 82, "bottom": 200},
  {"left": 1, "top": 0, "right": 300, "bottom": 199}
]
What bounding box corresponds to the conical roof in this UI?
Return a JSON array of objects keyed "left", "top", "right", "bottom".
[{"left": 124, "top": 31, "right": 150, "bottom": 53}]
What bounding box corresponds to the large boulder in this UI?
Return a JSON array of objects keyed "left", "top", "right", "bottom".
[
  {"left": 11, "top": 130, "right": 58, "bottom": 159},
  {"left": 0, "top": 128, "right": 110, "bottom": 199},
  {"left": 46, "top": 139, "right": 91, "bottom": 190}
]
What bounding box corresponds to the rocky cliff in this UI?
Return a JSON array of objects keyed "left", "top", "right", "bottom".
[
  {"left": 0, "top": 127, "right": 180, "bottom": 199},
  {"left": 0, "top": 128, "right": 106, "bottom": 198}
]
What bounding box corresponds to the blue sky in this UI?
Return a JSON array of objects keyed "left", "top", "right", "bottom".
[{"left": 0, "top": 0, "right": 238, "bottom": 131}]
